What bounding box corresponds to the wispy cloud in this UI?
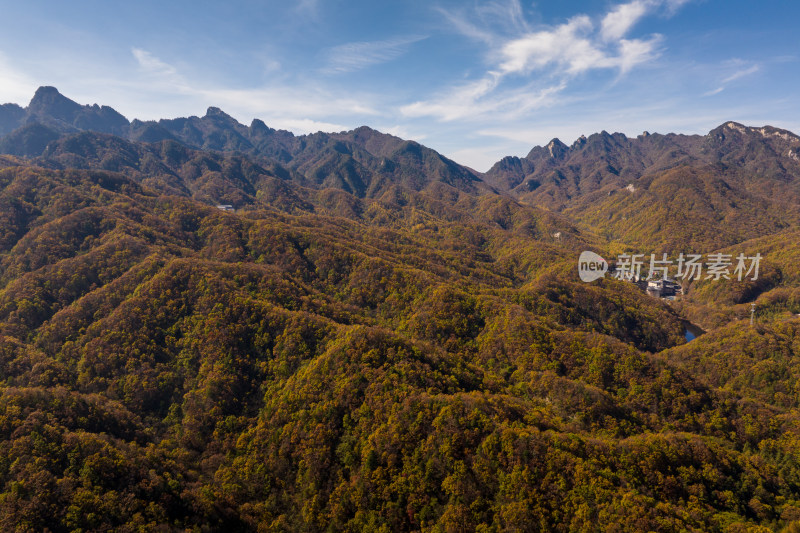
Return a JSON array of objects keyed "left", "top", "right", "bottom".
[
  {"left": 323, "top": 35, "right": 426, "bottom": 74},
  {"left": 436, "top": 6, "right": 496, "bottom": 45},
  {"left": 405, "top": 0, "right": 676, "bottom": 122},
  {"left": 437, "top": 0, "right": 533, "bottom": 46},
  {"left": 703, "top": 61, "right": 760, "bottom": 97},
  {"left": 722, "top": 64, "right": 759, "bottom": 83},
  {"left": 402, "top": 77, "right": 565, "bottom": 122},
  {"left": 132, "top": 48, "right": 179, "bottom": 79},
  {"left": 475, "top": 0, "right": 531, "bottom": 35}
]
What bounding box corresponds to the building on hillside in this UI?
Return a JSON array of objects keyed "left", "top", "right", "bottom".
[{"left": 646, "top": 278, "right": 682, "bottom": 299}]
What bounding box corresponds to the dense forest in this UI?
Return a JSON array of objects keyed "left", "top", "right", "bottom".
[{"left": 0, "top": 88, "right": 800, "bottom": 531}]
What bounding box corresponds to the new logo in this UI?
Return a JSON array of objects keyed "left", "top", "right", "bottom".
[{"left": 578, "top": 251, "right": 608, "bottom": 282}]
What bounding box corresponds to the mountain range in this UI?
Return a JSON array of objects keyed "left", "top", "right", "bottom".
[
  {"left": 4, "top": 87, "right": 800, "bottom": 252},
  {"left": 1, "top": 87, "right": 800, "bottom": 531}
]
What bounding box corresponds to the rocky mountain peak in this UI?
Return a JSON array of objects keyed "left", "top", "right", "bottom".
[
  {"left": 205, "top": 106, "right": 231, "bottom": 118},
  {"left": 28, "top": 86, "right": 82, "bottom": 120}
]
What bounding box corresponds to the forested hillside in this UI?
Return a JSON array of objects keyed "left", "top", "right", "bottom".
[{"left": 0, "top": 88, "right": 800, "bottom": 531}]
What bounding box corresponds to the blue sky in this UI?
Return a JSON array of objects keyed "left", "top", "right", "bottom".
[{"left": 0, "top": 0, "right": 798, "bottom": 171}]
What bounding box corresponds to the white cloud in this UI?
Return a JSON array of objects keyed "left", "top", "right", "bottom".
[
  {"left": 601, "top": 0, "right": 650, "bottom": 41},
  {"left": 617, "top": 36, "right": 662, "bottom": 74},
  {"left": 132, "top": 48, "right": 179, "bottom": 79},
  {"left": 323, "top": 35, "right": 426, "bottom": 74},
  {"left": 499, "top": 16, "right": 596, "bottom": 74},
  {"left": 498, "top": 14, "right": 660, "bottom": 76}
]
